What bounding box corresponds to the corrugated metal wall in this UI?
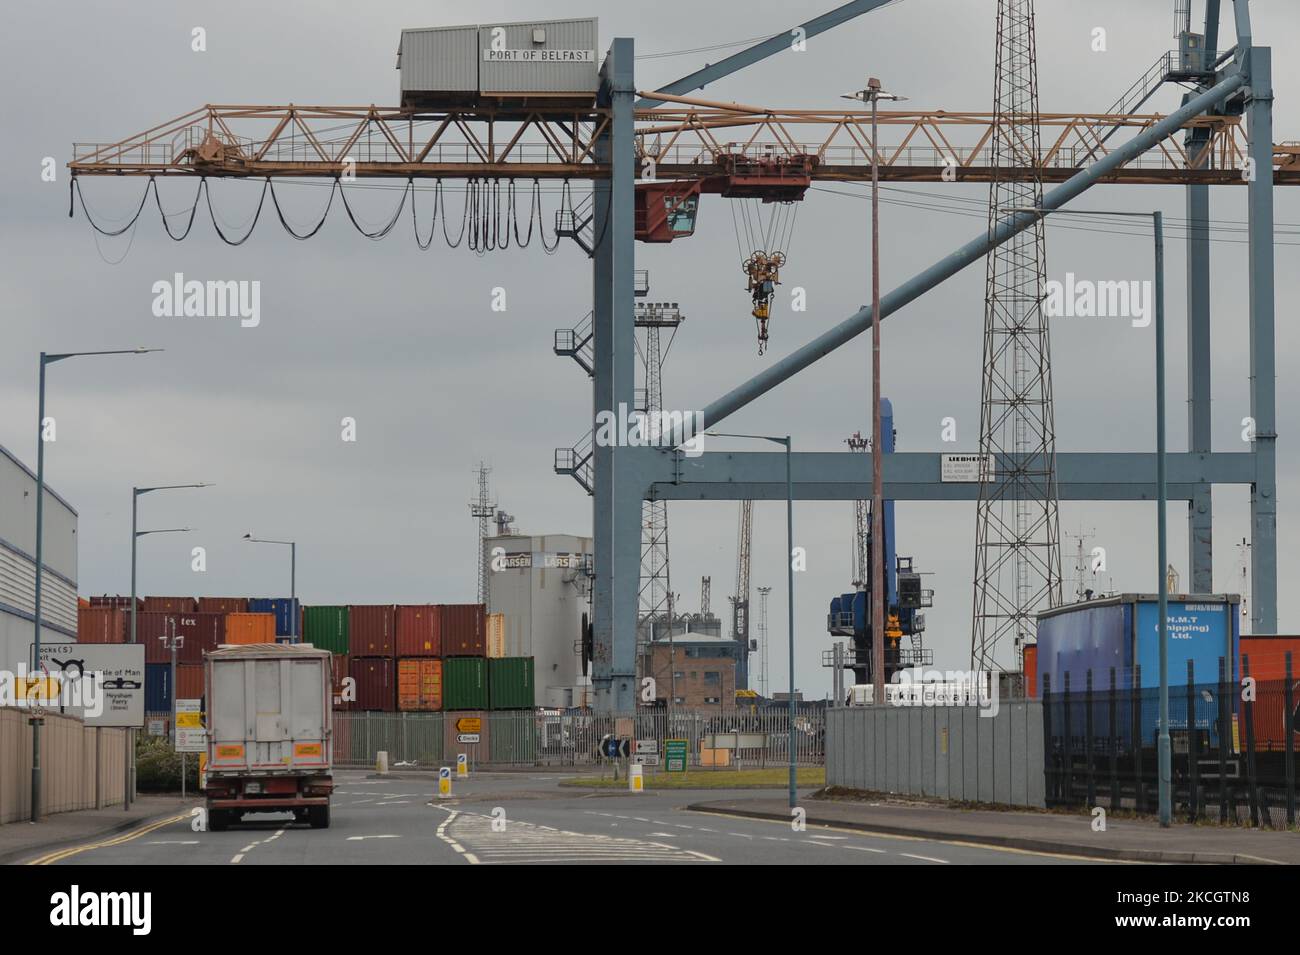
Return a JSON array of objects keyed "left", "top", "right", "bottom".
[
  {"left": 399, "top": 25, "right": 479, "bottom": 93},
  {"left": 826, "top": 701, "right": 1046, "bottom": 808},
  {"left": 0, "top": 707, "right": 127, "bottom": 824},
  {"left": 479, "top": 19, "right": 599, "bottom": 95}
]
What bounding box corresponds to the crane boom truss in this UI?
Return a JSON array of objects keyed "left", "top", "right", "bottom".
[{"left": 68, "top": 105, "right": 1300, "bottom": 186}]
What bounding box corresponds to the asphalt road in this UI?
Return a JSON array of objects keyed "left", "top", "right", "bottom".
[{"left": 33, "top": 770, "right": 1106, "bottom": 865}]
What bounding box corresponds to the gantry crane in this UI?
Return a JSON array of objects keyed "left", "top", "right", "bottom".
[{"left": 66, "top": 0, "right": 1291, "bottom": 711}]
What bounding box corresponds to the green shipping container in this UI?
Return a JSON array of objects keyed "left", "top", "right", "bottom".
[
  {"left": 488, "top": 656, "right": 535, "bottom": 710},
  {"left": 303, "top": 605, "right": 349, "bottom": 654},
  {"left": 443, "top": 657, "right": 488, "bottom": 711}
]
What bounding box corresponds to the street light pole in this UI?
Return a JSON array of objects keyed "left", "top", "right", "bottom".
[
  {"left": 244, "top": 535, "right": 298, "bottom": 640},
  {"left": 707, "top": 430, "right": 796, "bottom": 808},
  {"left": 30, "top": 347, "right": 160, "bottom": 823},
  {"left": 1013, "top": 205, "right": 1170, "bottom": 825},
  {"left": 844, "top": 79, "right": 905, "bottom": 704}
]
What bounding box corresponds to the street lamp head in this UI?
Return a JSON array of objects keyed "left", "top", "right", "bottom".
[{"left": 243, "top": 533, "right": 253, "bottom": 540}]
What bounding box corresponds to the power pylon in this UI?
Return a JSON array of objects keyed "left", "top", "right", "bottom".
[
  {"left": 972, "top": 0, "right": 1063, "bottom": 674},
  {"left": 470, "top": 463, "right": 495, "bottom": 606}
]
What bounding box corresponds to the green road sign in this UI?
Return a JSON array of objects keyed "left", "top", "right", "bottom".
[{"left": 664, "top": 738, "right": 688, "bottom": 773}]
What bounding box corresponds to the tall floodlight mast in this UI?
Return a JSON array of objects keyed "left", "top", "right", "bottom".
[{"left": 972, "top": 0, "right": 1063, "bottom": 674}]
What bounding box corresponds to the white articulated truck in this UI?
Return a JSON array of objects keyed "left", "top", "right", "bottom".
[{"left": 202, "top": 643, "right": 334, "bottom": 830}]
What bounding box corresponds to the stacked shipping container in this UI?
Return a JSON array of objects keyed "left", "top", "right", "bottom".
[{"left": 74, "top": 595, "right": 531, "bottom": 713}]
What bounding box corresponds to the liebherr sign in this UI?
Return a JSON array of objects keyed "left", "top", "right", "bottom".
[{"left": 483, "top": 49, "right": 594, "bottom": 62}]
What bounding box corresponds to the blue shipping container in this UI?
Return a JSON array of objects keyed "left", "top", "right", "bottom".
[
  {"left": 1036, "top": 594, "right": 1240, "bottom": 747},
  {"left": 1036, "top": 594, "right": 1239, "bottom": 692},
  {"left": 145, "top": 663, "right": 172, "bottom": 712},
  {"left": 248, "top": 597, "right": 300, "bottom": 638}
]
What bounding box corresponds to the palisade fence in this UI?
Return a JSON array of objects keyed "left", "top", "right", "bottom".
[
  {"left": 1043, "top": 657, "right": 1299, "bottom": 829},
  {"left": 332, "top": 707, "right": 826, "bottom": 769}
]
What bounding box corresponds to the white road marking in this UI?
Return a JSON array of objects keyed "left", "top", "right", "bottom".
[
  {"left": 146, "top": 840, "right": 199, "bottom": 845},
  {"left": 230, "top": 853, "right": 245, "bottom": 864},
  {"left": 900, "top": 852, "right": 950, "bottom": 864},
  {"left": 442, "top": 810, "right": 718, "bottom": 865},
  {"left": 346, "top": 834, "right": 402, "bottom": 841},
  {"left": 842, "top": 844, "right": 886, "bottom": 854}
]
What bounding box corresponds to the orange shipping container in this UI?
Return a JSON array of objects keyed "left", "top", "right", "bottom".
[
  {"left": 1024, "top": 644, "right": 1038, "bottom": 699},
  {"left": 397, "top": 658, "right": 443, "bottom": 711},
  {"left": 1241, "top": 636, "right": 1300, "bottom": 682},
  {"left": 486, "top": 613, "right": 506, "bottom": 658},
  {"left": 223, "top": 612, "right": 277, "bottom": 645},
  {"left": 77, "top": 607, "right": 126, "bottom": 644}
]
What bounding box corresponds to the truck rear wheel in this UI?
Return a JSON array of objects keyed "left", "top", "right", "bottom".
[
  {"left": 309, "top": 803, "right": 330, "bottom": 829},
  {"left": 208, "top": 809, "right": 229, "bottom": 831}
]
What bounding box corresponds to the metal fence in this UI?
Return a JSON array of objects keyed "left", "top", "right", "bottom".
[
  {"left": 332, "top": 707, "right": 826, "bottom": 770},
  {"left": 1043, "top": 660, "right": 1299, "bottom": 829},
  {"left": 826, "top": 700, "right": 1046, "bottom": 808}
]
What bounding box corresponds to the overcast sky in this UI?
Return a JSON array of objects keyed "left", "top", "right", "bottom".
[{"left": 3, "top": 0, "right": 1298, "bottom": 697}]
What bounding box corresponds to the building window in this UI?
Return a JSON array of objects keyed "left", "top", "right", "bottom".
[
  {"left": 704, "top": 671, "right": 720, "bottom": 685},
  {"left": 673, "top": 671, "right": 685, "bottom": 680},
  {"left": 704, "top": 696, "right": 720, "bottom": 704},
  {"left": 673, "top": 697, "right": 685, "bottom": 705}
]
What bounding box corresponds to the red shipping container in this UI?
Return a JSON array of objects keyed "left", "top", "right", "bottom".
[
  {"left": 351, "top": 657, "right": 396, "bottom": 711},
  {"left": 396, "top": 605, "right": 441, "bottom": 657},
  {"left": 89, "top": 595, "right": 142, "bottom": 611},
  {"left": 441, "top": 604, "right": 486, "bottom": 657},
  {"left": 330, "top": 654, "right": 351, "bottom": 711},
  {"left": 77, "top": 607, "right": 126, "bottom": 644},
  {"left": 175, "top": 663, "right": 205, "bottom": 702},
  {"left": 349, "top": 605, "right": 395, "bottom": 656},
  {"left": 197, "top": 596, "right": 249, "bottom": 614},
  {"left": 142, "top": 596, "right": 199, "bottom": 614},
  {"left": 136, "top": 612, "right": 225, "bottom": 664}
]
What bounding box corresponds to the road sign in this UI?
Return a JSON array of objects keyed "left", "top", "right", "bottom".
[
  {"left": 456, "top": 717, "right": 482, "bottom": 733},
  {"left": 456, "top": 753, "right": 468, "bottom": 778},
  {"left": 176, "top": 728, "right": 207, "bottom": 753},
  {"left": 147, "top": 719, "right": 166, "bottom": 737},
  {"left": 633, "top": 755, "right": 660, "bottom": 767},
  {"left": 634, "top": 738, "right": 658, "bottom": 755},
  {"left": 438, "top": 766, "right": 452, "bottom": 797},
  {"left": 34, "top": 643, "right": 145, "bottom": 727},
  {"left": 456, "top": 733, "right": 481, "bottom": 744},
  {"left": 176, "top": 701, "right": 203, "bottom": 730},
  {"left": 601, "top": 736, "right": 630, "bottom": 759},
  {"left": 664, "top": 738, "right": 688, "bottom": 772}
]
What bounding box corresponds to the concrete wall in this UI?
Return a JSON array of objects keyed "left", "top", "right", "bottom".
[
  {"left": 0, "top": 707, "right": 126, "bottom": 824},
  {"left": 826, "top": 701, "right": 1046, "bottom": 808}
]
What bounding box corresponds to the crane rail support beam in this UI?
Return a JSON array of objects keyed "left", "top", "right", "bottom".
[
  {"left": 663, "top": 71, "right": 1248, "bottom": 447},
  {"left": 632, "top": 450, "right": 1256, "bottom": 502}
]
